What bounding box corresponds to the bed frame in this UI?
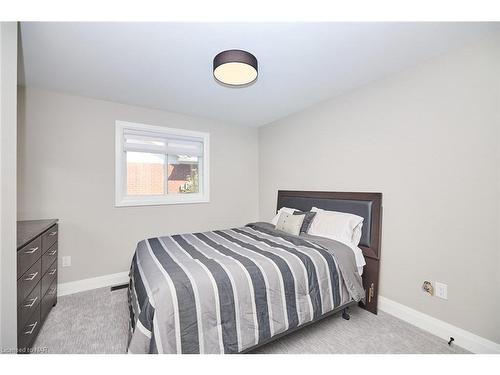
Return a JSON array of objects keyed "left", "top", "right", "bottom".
[{"left": 276, "top": 190, "right": 382, "bottom": 314}]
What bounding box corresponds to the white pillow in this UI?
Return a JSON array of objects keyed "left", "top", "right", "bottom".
[
  {"left": 352, "top": 222, "right": 363, "bottom": 247},
  {"left": 270, "top": 207, "right": 297, "bottom": 225},
  {"left": 309, "top": 207, "right": 364, "bottom": 247},
  {"left": 275, "top": 212, "right": 305, "bottom": 236}
]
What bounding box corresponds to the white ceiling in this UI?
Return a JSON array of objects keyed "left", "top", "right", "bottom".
[{"left": 19, "top": 22, "right": 498, "bottom": 127}]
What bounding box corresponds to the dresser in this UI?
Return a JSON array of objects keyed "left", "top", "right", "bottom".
[{"left": 17, "top": 219, "right": 58, "bottom": 353}]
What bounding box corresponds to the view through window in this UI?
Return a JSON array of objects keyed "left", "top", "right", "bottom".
[{"left": 116, "top": 121, "right": 209, "bottom": 206}]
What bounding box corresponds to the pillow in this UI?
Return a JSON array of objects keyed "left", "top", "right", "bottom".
[
  {"left": 309, "top": 207, "right": 364, "bottom": 247},
  {"left": 352, "top": 222, "right": 363, "bottom": 247},
  {"left": 270, "top": 207, "right": 297, "bottom": 225},
  {"left": 275, "top": 212, "right": 305, "bottom": 236},
  {"left": 293, "top": 210, "right": 317, "bottom": 233}
]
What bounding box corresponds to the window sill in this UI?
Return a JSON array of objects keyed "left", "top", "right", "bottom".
[{"left": 115, "top": 194, "right": 210, "bottom": 207}]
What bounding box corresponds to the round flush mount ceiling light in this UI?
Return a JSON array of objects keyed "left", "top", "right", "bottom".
[{"left": 213, "top": 49, "right": 258, "bottom": 86}]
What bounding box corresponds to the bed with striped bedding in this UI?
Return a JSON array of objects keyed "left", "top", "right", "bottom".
[{"left": 127, "top": 222, "right": 365, "bottom": 354}]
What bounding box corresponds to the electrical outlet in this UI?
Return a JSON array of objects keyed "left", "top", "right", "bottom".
[
  {"left": 435, "top": 282, "right": 447, "bottom": 299},
  {"left": 62, "top": 256, "right": 71, "bottom": 267}
]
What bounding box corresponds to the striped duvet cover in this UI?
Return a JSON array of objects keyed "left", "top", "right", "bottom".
[{"left": 127, "top": 222, "right": 365, "bottom": 354}]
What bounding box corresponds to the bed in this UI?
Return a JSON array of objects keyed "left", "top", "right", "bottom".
[{"left": 127, "top": 191, "right": 382, "bottom": 354}]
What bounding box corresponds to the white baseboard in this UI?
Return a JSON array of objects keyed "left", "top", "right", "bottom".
[
  {"left": 378, "top": 296, "right": 500, "bottom": 354},
  {"left": 57, "top": 271, "right": 129, "bottom": 297}
]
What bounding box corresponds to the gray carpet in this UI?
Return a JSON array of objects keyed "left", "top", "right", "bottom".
[{"left": 33, "top": 287, "right": 469, "bottom": 354}]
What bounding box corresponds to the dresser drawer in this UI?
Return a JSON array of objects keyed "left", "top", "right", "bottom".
[
  {"left": 17, "top": 236, "right": 42, "bottom": 279},
  {"left": 18, "top": 304, "right": 41, "bottom": 352},
  {"left": 41, "top": 260, "right": 57, "bottom": 297},
  {"left": 41, "top": 280, "right": 57, "bottom": 322},
  {"left": 17, "top": 259, "right": 41, "bottom": 306},
  {"left": 18, "top": 281, "right": 41, "bottom": 332},
  {"left": 41, "top": 224, "right": 58, "bottom": 254},
  {"left": 42, "top": 242, "right": 58, "bottom": 275}
]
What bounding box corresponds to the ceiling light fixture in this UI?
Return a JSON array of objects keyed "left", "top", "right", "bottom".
[{"left": 213, "top": 49, "right": 258, "bottom": 87}]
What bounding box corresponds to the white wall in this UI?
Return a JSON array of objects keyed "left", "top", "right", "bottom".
[
  {"left": 259, "top": 35, "right": 500, "bottom": 343},
  {"left": 17, "top": 87, "right": 259, "bottom": 284},
  {"left": 0, "top": 22, "right": 18, "bottom": 351}
]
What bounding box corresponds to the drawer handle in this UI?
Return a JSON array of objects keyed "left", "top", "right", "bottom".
[
  {"left": 24, "top": 246, "right": 39, "bottom": 254},
  {"left": 48, "top": 231, "right": 58, "bottom": 236},
  {"left": 24, "top": 321, "right": 38, "bottom": 335},
  {"left": 48, "top": 249, "right": 57, "bottom": 256},
  {"left": 24, "top": 272, "right": 39, "bottom": 281},
  {"left": 23, "top": 296, "right": 38, "bottom": 308},
  {"left": 48, "top": 269, "right": 57, "bottom": 275}
]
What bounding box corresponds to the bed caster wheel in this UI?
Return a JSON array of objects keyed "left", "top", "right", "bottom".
[{"left": 342, "top": 308, "right": 350, "bottom": 320}]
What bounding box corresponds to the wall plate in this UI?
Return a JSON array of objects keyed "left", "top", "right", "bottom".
[{"left": 435, "top": 281, "right": 448, "bottom": 300}]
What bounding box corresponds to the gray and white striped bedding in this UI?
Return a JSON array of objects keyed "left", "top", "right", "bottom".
[{"left": 127, "top": 222, "right": 365, "bottom": 354}]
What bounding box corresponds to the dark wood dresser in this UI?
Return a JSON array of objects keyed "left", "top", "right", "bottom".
[{"left": 17, "top": 219, "right": 58, "bottom": 353}]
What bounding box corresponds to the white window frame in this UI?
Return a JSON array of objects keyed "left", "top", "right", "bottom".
[{"left": 115, "top": 120, "right": 210, "bottom": 207}]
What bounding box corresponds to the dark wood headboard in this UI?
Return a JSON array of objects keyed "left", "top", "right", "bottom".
[{"left": 276, "top": 190, "right": 382, "bottom": 314}]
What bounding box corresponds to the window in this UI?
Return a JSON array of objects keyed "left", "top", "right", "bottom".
[{"left": 115, "top": 121, "right": 209, "bottom": 206}]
